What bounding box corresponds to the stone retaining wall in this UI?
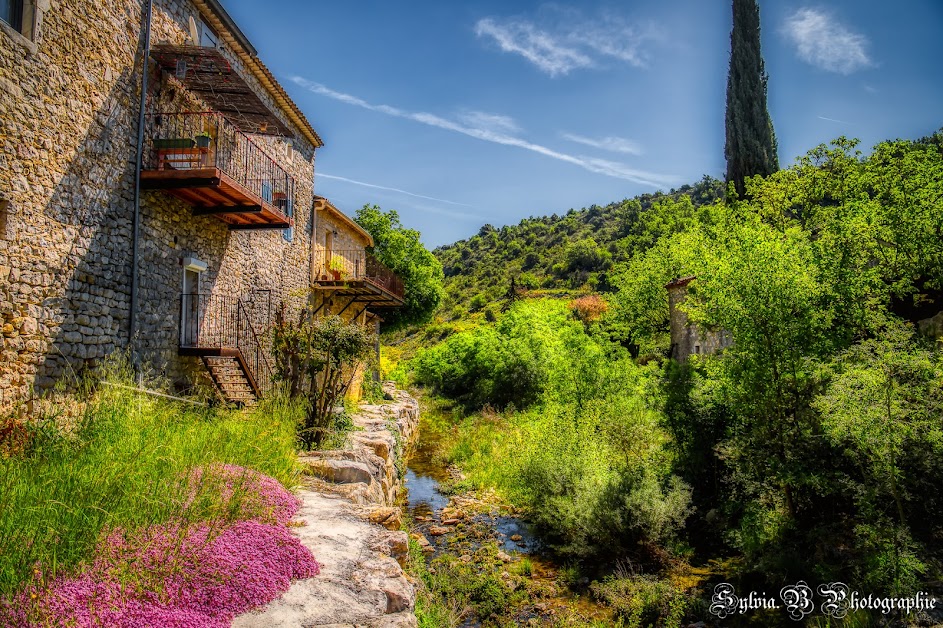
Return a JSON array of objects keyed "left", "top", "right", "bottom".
[{"left": 235, "top": 384, "right": 420, "bottom": 627}]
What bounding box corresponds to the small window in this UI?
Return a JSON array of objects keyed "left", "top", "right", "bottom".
[
  {"left": 282, "top": 200, "right": 293, "bottom": 242},
  {"left": 199, "top": 19, "right": 219, "bottom": 48},
  {"left": 1, "top": 0, "right": 24, "bottom": 33}
]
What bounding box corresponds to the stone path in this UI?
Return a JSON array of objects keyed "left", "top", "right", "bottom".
[{"left": 233, "top": 387, "right": 419, "bottom": 628}]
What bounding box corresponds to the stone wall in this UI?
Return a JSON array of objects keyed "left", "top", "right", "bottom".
[
  {"left": 0, "top": 0, "right": 144, "bottom": 406},
  {"left": 0, "top": 0, "right": 319, "bottom": 408},
  {"left": 234, "top": 384, "right": 421, "bottom": 626},
  {"left": 666, "top": 277, "right": 733, "bottom": 363},
  {"left": 299, "top": 384, "right": 419, "bottom": 508}
]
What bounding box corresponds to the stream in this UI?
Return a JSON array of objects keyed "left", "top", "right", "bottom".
[{"left": 402, "top": 413, "right": 612, "bottom": 626}]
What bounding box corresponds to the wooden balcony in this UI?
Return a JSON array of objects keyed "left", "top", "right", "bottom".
[
  {"left": 140, "top": 112, "right": 294, "bottom": 230},
  {"left": 312, "top": 250, "right": 405, "bottom": 309}
]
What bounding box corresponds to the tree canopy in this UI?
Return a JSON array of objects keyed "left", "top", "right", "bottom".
[{"left": 355, "top": 204, "right": 444, "bottom": 330}]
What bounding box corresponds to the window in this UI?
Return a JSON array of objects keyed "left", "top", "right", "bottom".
[
  {"left": 0, "top": 0, "right": 23, "bottom": 31},
  {"left": 0, "top": 0, "right": 21, "bottom": 30},
  {"left": 199, "top": 18, "right": 219, "bottom": 48},
  {"left": 282, "top": 199, "right": 293, "bottom": 242}
]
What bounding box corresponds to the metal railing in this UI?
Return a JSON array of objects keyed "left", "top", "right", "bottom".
[
  {"left": 316, "top": 249, "right": 405, "bottom": 300},
  {"left": 143, "top": 111, "right": 294, "bottom": 215},
  {"left": 179, "top": 293, "right": 274, "bottom": 397}
]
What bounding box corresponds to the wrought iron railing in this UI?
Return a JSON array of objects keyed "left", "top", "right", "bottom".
[
  {"left": 143, "top": 111, "right": 294, "bottom": 215},
  {"left": 316, "top": 249, "right": 405, "bottom": 300},
  {"left": 179, "top": 293, "right": 274, "bottom": 397}
]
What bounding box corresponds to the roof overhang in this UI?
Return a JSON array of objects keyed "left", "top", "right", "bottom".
[
  {"left": 174, "top": 0, "right": 324, "bottom": 148},
  {"left": 151, "top": 45, "right": 296, "bottom": 137}
]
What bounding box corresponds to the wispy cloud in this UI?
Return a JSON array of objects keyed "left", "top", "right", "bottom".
[
  {"left": 817, "top": 115, "right": 851, "bottom": 125},
  {"left": 291, "top": 77, "right": 677, "bottom": 188},
  {"left": 782, "top": 8, "right": 872, "bottom": 74},
  {"left": 562, "top": 133, "right": 643, "bottom": 155},
  {"left": 474, "top": 18, "right": 592, "bottom": 77},
  {"left": 456, "top": 110, "right": 522, "bottom": 135},
  {"left": 316, "top": 173, "right": 473, "bottom": 207},
  {"left": 474, "top": 10, "right": 660, "bottom": 77}
]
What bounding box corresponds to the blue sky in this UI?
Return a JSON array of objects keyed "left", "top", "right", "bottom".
[{"left": 223, "top": 0, "right": 943, "bottom": 247}]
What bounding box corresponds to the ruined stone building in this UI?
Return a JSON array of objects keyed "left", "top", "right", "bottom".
[
  {"left": 0, "top": 0, "right": 403, "bottom": 408},
  {"left": 665, "top": 276, "right": 732, "bottom": 363}
]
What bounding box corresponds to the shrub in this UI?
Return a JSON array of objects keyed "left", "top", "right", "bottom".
[
  {"left": 568, "top": 294, "right": 609, "bottom": 324},
  {"left": 272, "top": 314, "right": 376, "bottom": 448},
  {"left": 591, "top": 572, "right": 694, "bottom": 628},
  {"left": 469, "top": 293, "right": 488, "bottom": 312},
  {"left": 412, "top": 300, "right": 586, "bottom": 410}
]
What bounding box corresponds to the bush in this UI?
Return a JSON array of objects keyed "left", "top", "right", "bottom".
[
  {"left": 412, "top": 300, "right": 591, "bottom": 411},
  {"left": 568, "top": 294, "right": 609, "bottom": 324},
  {"left": 591, "top": 572, "right": 694, "bottom": 628},
  {"left": 514, "top": 396, "right": 691, "bottom": 561},
  {"left": 469, "top": 293, "right": 488, "bottom": 312}
]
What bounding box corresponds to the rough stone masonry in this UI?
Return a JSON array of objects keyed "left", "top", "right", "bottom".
[{"left": 234, "top": 384, "right": 420, "bottom": 628}]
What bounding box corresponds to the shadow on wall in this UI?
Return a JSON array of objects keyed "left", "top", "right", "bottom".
[
  {"left": 4, "top": 61, "right": 229, "bottom": 405},
  {"left": 5, "top": 70, "right": 140, "bottom": 404}
]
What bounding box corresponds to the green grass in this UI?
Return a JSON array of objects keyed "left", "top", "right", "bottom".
[{"left": 0, "top": 363, "right": 302, "bottom": 600}]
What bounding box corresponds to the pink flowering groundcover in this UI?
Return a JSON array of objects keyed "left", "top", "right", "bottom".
[{"left": 0, "top": 465, "right": 319, "bottom": 627}]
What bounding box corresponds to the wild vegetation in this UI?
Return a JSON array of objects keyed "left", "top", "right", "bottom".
[
  {"left": 425, "top": 175, "right": 724, "bottom": 323},
  {"left": 394, "top": 129, "right": 943, "bottom": 626},
  {"left": 0, "top": 359, "right": 312, "bottom": 624},
  {"left": 356, "top": 204, "right": 446, "bottom": 330},
  {"left": 272, "top": 312, "right": 376, "bottom": 448}
]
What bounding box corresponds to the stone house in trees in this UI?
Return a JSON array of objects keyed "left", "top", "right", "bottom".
[
  {"left": 665, "top": 276, "right": 732, "bottom": 363},
  {"left": 0, "top": 0, "right": 402, "bottom": 408}
]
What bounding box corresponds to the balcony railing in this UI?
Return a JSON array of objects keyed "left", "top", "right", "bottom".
[
  {"left": 316, "top": 249, "right": 405, "bottom": 301},
  {"left": 143, "top": 111, "right": 294, "bottom": 217},
  {"left": 179, "top": 293, "right": 274, "bottom": 397}
]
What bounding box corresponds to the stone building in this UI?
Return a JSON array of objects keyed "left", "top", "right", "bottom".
[
  {"left": 0, "top": 0, "right": 402, "bottom": 407},
  {"left": 308, "top": 196, "right": 405, "bottom": 401},
  {"left": 665, "top": 276, "right": 732, "bottom": 363}
]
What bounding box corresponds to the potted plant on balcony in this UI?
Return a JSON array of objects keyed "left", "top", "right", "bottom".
[
  {"left": 153, "top": 137, "right": 196, "bottom": 149},
  {"left": 328, "top": 254, "right": 345, "bottom": 281},
  {"left": 194, "top": 131, "right": 212, "bottom": 148}
]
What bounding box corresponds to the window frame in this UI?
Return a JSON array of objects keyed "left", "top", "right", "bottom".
[
  {"left": 199, "top": 18, "right": 219, "bottom": 48},
  {"left": 0, "top": 0, "right": 23, "bottom": 32}
]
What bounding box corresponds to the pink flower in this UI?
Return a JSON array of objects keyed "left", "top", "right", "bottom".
[{"left": 1, "top": 467, "right": 318, "bottom": 627}]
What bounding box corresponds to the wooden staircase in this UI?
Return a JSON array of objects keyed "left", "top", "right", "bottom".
[{"left": 202, "top": 353, "right": 260, "bottom": 406}]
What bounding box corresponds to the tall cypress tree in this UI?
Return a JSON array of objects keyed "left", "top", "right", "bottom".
[{"left": 725, "top": 0, "right": 778, "bottom": 197}]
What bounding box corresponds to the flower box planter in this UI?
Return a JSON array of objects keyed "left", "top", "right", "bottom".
[{"left": 153, "top": 138, "right": 196, "bottom": 149}]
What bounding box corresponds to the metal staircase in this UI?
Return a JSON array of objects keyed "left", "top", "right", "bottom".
[{"left": 178, "top": 293, "right": 274, "bottom": 405}]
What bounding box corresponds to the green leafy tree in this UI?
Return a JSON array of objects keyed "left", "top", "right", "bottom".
[
  {"left": 725, "top": 0, "right": 779, "bottom": 197},
  {"left": 355, "top": 205, "right": 445, "bottom": 330},
  {"left": 816, "top": 326, "right": 943, "bottom": 527},
  {"left": 271, "top": 314, "right": 376, "bottom": 449},
  {"left": 681, "top": 215, "right": 835, "bottom": 519}
]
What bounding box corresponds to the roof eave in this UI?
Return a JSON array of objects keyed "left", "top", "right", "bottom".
[{"left": 190, "top": 0, "right": 324, "bottom": 149}]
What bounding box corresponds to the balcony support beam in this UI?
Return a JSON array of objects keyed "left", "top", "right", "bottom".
[
  {"left": 228, "top": 223, "right": 291, "bottom": 231},
  {"left": 193, "top": 205, "right": 262, "bottom": 216}
]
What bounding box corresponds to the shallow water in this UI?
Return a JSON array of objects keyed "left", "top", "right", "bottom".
[{"left": 402, "top": 412, "right": 613, "bottom": 625}]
